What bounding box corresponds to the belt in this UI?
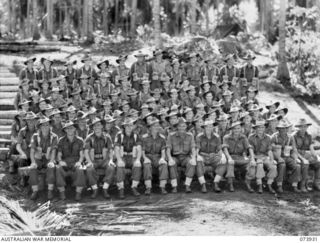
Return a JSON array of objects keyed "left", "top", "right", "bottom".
[
  {"left": 123, "top": 152, "right": 133, "bottom": 155},
  {"left": 200, "top": 152, "right": 218, "bottom": 156},
  {"left": 94, "top": 154, "right": 103, "bottom": 159}
]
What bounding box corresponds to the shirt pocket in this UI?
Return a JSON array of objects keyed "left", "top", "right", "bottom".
[{"left": 182, "top": 139, "right": 191, "bottom": 154}]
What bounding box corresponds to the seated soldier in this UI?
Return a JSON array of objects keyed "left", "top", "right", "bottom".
[
  {"left": 114, "top": 117, "right": 142, "bottom": 199},
  {"left": 248, "top": 120, "right": 277, "bottom": 194},
  {"left": 16, "top": 112, "right": 38, "bottom": 186},
  {"left": 56, "top": 121, "right": 86, "bottom": 201},
  {"left": 271, "top": 120, "right": 301, "bottom": 193},
  {"left": 141, "top": 117, "right": 169, "bottom": 195},
  {"left": 29, "top": 116, "right": 58, "bottom": 200},
  {"left": 166, "top": 117, "right": 197, "bottom": 193},
  {"left": 293, "top": 119, "right": 320, "bottom": 192},
  {"left": 196, "top": 119, "right": 227, "bottom": 193},
  {"left": 84, "top": 118, "right": 115, "bottom": 199},
  {"left": 223, "top": 121, "right": 256, "bottom": 192}
]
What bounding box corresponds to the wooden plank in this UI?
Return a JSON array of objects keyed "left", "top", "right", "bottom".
[
  {"left": 0, "top": 110, "right": 17, "bottom": 119},
  {"left": 0, "top": 92, "right": 16, "bottom": 99},
  {"left": 0, "top": 126, "right": 11, "bottom": 131},
  {"left": 0, "top": 131, "right": 11, "bottom": 139},
  {"left": 0, "top": 86, "right": 18, "bottom": 92},
  {"left": 0, "top": 73, "right": 16, "bottom": 78},
  {"left": 0, "top": 78, "right": 19, "bottom": 86},
  {"left": 0, "top": 119, "right": 14, "bottom": 125}
]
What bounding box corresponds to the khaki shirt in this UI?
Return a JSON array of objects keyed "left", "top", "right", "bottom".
[
  {"left": 248, "top": 133, "right": 272, "bottom": 156},
  {"left": 167, "top": 132, "right": 195, "bottom": 156},
  {"left": 85, "top": 133, "right": 113, "bottom": 159},
  {"left": 196, "top": 132, "right": 221, "bottom": 154},
  {"left": 222, "top": 133, "right": 251, "bottom": 156},
  {"left": 142, "top": 133, "right": 166, "bottom": 155},
  {"left": 293, "top": 131, "right": 313, "bottom": 153},
  {"left": 57, "top": 135, "right": 84, "bottom": 165}
]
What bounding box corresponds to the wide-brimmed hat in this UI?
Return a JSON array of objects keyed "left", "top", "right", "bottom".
[
  {"left": 185, "top": 85, "right": 196, "bottom": 93},
  {"left": 239, "top": 111, "right": 250, "bottom": 121},
  {"left": 62, "top": 120, "right": 77, "bottom": 130},
  {"left": 90, "top": 117, "right": 105, "bottom": 127},
  {"left": 18, "top": 99, "right": 31, "bottom": 107},
  {"left": 24, "top": 57, "right": 37, "bottom": 65},
  {"left": 141, "top": 79, "right": 150, "bottom": 86},
  {"left": 219, "top": 80, "right": 231, "bottom": 88},
  {"left": 266, "top": 101, "right": 280, "bottom": 109},
  {"left": 49, "top": 108, "right": 63, "bottom": 117},
  {"left": 122, "top": 117, "right": 137, "bottom": 126},
  {"left": 97, "top": 59, "right": 109, "bottom": 69},
  {"left": 102, "top": 99, "right": 112, "bottom": 106},
  {"left": 43, "top": 104, "right": 54, "bottom": 111},
  {"left": 182, "top": 107, "right": 193, "bottom": 115},
  {"left": 37, "top": 116, "right": 50, "bottom": 129},
  {"left": 253, "top": 119, "right": 266, "bottom": 128},
  {"left": 189, "top": 53, "right": 198, "bottom": 59},
  {"left": 246, "top": 86, "right": 258, "bottom": 94},
  {"left": 277, "top": 120, "right": 292, "bottom": 129},
  {"left": 201, "top": 119, "right": 215, "bottom": 127},
  {"left": 192, "top": 114, "right": 204, "bottom": 123},
  {"left": 295, "top": 118, "right": 312, "bottom": 127},
  {"left": 116, "top": 54, "right": 128, "bottom": 64},
  {"left": 80, "top": 73, "right": 89, "bottom": 80},
  {"left": 148, "top": 117, "right": 160, "bottom": 127},
  {"left": 146, "top": 97, "right": 157, "bottom": 104},
  {"left": 51, "top": 87, "right": 62, "bottom": 93},
  {"left": 66, "top": 105, "right": 77, "bottom": 113},
  {"left": 134, "top": 51, "right": 148, "bottom": 58},
  {"left": 70, "top": 88, "right": 82, "bottom": 96},
  {"left": 113, "top": 110, "right": 124, "bottom": 118},
  {"left": 229, "top": 106, "right": 241, "bottom": 113},
  {"left": 74, "top": 110, "right": 88, "bottom": 121},
  {"left": 249, "top": 104, "right": 263, "bottom": 112},
  {"left": 110, "top": 89, "right": 121, "bottom": 96},
  {"left": 120, "top": 100, "right": 130, "bottom": 107},
  {"left": 217, "top": 113, "right": 230, "bottom": 121},
  {"left": 223, "top": 53, "right": 236, "bottom": 62},
  {"left": 40, "top": 57, "right": 54, "bottom": 64},
  {"left": 104, "top": 114, "right": 116, "bottom": 123},
  {"left": 81, "top": 56, "right": 92, "bottom": 63},
  {"left": 127, "top": 89, "right": 139, "bottom": 96},
  {"left": 222, "top": 90, "right": 233, "bottom": 97},
  {"left": 275, "top": 105, "right": 288, "bottom": 115},
  {"left": 100, "top": 72, "right": 111, "bottom": 79},
  {"left": 151, "top": 88, "right": 162, "bottom": 96},
  {"left": 64, "top": 60, "right": 77, "bottom": 66},
  {"left": 87, "top": 106, "right": 97, "bottom": 115},
  {"left": 177, "top": 117, "right": 187, "bottom": 125},
  {"left": 15, "top": 110, "right": 27, "bottom": 119},
  {"left": 212, "top": 100, "right": 223, "bottom": 108},
  {"left": 157, "top": 107, "right": 169, "bottom": 116},
  {"left": 229, "top": 121, "right": 242, "bottom": 129},
  {"left": 195, "top": 103, "right": 205, "bottom": 109},
  {"left": 23, "top": 111, "right": 38, "bottom": 120},
  {"left": 267, "top": 114, "right": 282, "bottom": 122}
]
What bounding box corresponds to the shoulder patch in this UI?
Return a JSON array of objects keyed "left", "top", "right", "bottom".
[{"left": 142, "top": 133, "right": 149, "bottom": 138}]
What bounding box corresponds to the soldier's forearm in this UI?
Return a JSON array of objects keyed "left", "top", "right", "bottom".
[
  {"left": 30, "top": 149, "right": 36, "bottom": 164},
  {"left": 84, "top": 150, "right": 93, "bottom": 164},
  {"left": 115, "top": 147, "right": 122, "bottom": 161}
]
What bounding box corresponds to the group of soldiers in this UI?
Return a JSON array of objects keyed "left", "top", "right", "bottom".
[{"left": 8, "top": 48, "right": 320, "bottom": 201}]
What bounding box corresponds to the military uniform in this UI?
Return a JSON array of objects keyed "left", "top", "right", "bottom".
[
  {"left": 51, "top": 123, "right": 65, "bottom": 139},
  {"left": 222, "top": 133, "right": 256, "bottom": 181},
  {"left": 56, "top": 135, "right": 87, "bottom": 190},
  {"left": 62, "top": 68, "right": 78, "bottom": 88},
  {"left": 240, "top": 64, "right": 259, "bottom": 86},
  {"left": 130, "top": 62, "right": 151, "bottom": 91},
  {"left": 184, "top": 63, "right": 201, "bottom": 87},
  {"left": 248, "top": 133, "right": 277, "bottom": 186},
  {"left": 37, "top": 67, "right": 58, "bottom": 82},
  {"left": 166, "top": 131, "right": 196, "bottom": 188},
  {"left": 142, "top": 133, "right": 169, "bottom": 190},
  {"left": 19, "top": 68, "right": 38, "bottom": 88},
  {"left": 271, "top": 132, "right": 301, "bottom": 187},
  {"left": 17, "top": 126, "right": 35, "bottom": 166},
  {"left": 77, "top": 66, "right": 98, "bottom": 86},
  {"left": 114, "top": 132, "right": 142, "bottom": 190},
  {"left": 196, "top": 132, "right": 227, "bottom": 185},
  {"left": 29, "top": 132, "right": 58, "bottom": 191},
  {"left": 84, "top": 133, "right": 115, "bottom": 191}
]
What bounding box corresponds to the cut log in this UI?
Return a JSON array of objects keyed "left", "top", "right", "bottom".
[
  {"left": 0, "top": 73, "right": 16, "bottom": 78},
  {"left": 0, "top": 119, "right": 14, "bottom": 126},
  {"left": 0, "top": 78, "right": 19, "bottom": 86},
  {"left": 0, "top": 131, "right": 11, "bottom": 139},
  {"left": 0, "top": 86, "right": 18, "bottom": 92},
  {"left": 0, "top": 110, "right": 17, "bottom": 119},
  {"left": 0, "top": 126, "right": 11, "bottom": 132},
  {"left": 0, "top": 93, "right": 16, "bottom": 99},
  {"left": 0, "top": 99, "right": 15, "bottom": 110}
]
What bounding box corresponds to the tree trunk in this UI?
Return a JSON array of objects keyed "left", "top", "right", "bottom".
[
  {"left": 46, "top": 0, "right": 53, "bottom": 39},
  {"left": 174, "top": 0, "right": 180, "bottom": 36},
  {"left": 103, "top": 0, "right": 109, "bottom": 35},
  {"left": 115, "top": 0, "right": 119, "bottom": 34},
  {"left": 82, "top": 0, "right": 88, "bottom": 38},
  {"left": 153, "top": 0, "right": 161, "bottom": 48},
  {"left": 32, "top": 0, "right": 40, "bottom": 40},
  {"left": 190, "top": 0, "right": 196, "bottom": 34},
  {"left": 260, "top": 0, "right": 273, "bottom": 41},
  {"left": 131, "top": 0, "right": 137, "bottom": 37},
  {"left": 316, "top": 0, "right": 320, "bottom": 32},
  {"left": 205, "top": 0, "right": 210, "bottom": 35},
  {"left": 27, "top": 0, "right": 31, "bottom": 38},
  {"left": 87, "top": 0, "right": 94, "bottom": 41},
  {"left": 77, "top": 2, "right": 81, "bottom": 38},
  {"left": 276, "top": 0, "right": 290, "bottom": 84}
]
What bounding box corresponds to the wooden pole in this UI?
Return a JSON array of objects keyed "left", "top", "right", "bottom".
[
  {"left": 153, "top": 0, "right": 161, "bottom": 48},
  {"left": 130, "top": 0, "right": 137, "bottom": 37},
  {"left": 103, "top": 0, "right": 109, "bottom": 35},
  {"left": 47, "top": 0, "right": 53, "bottom": 39}
]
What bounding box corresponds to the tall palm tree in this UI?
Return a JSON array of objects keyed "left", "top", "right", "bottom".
[
  {"left": 154, "top": 0, "right": 161, "bottom": 47},
  {"left": 276, "top": 0, "right": 290, "bottom": 84}
]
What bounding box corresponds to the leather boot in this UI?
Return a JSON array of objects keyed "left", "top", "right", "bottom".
[
  {"left": 185, "top": 185, "right": 192, "bottom": 193},
  {"left": 245, "top": 179, "right": 254, "bottom": 193},
  {"left": 214, "top": 182, "right": 221, "bottom": 193},
  {"left": 300, "top": 181, "right": 308, "bottom": 193},
  {"left": 47, "top": 190, "right": 54, "bottom": 200},
  {"left": 91, "top": 189, "right": 98, "bottom": 199},
  {"left": 132, "top": 187, "right": 140, "bottom": 196},
  {"left": 293, "top": 186, "right": 301, "bottom": 193},
  {"left": 30, "top": 191, "right": 38, "bottom": 200},
  {"left": 8, "top": 161, "right": 15, "bottom": 174},
  {"left": 201, "top": 183, "right": 207, "bottom": 193},
  {"left": 277, "top": 185, "right": 284, "bottom": 193},
  {"left": 103, "top": 189, "right": 111, "bottom": 199},
  {"left": 59, "top": 191, "right": 66, "bottom": 200},
  {"left": 268, "top": 184, "right": 276, "bottom": 194},
  {"left": 161, "top": 188, "right": 168, "bottom": 195},
  {"left": 145, "top": 188, "right": 151, "bottom": 196},
  {"left": 119, "top": 189, "right": 125, "bottom": 199},
  {"left": 258, "top": 184, "right": 263, "bottom": 194},
  {"left": 171, "top": 187, "right": 177, "bottom": 193}
]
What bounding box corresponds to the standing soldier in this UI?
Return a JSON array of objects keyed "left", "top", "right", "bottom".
[
  {"left": 222, "top": 121, "right": 257, "bottom": 192},
  {"left": 248, "top": 120, "right": 277, "bottom": 194},
  {"left": 56, "top": 121, "right": 86, "bottom": 201},
  {"left": 104, "top": 114, "right": 121, "bottom": 143},
  {"left": 184, "top": 53, "right": 202, "bottom": 88},
  {"left": 29, "top": 117, "right": 58, "bottom": 200},
  {"left": 240, "top": 51, "right": 259, "bottom": 88},
  {"left": 141, "top": 117, "right": 169, "bottom": 195},
  {"left": 62, "top": 60, "right": 78, "bottom": 89},
  {"left": 14, "top": 79, "right": 31, "bottom": 110},
  {"left": 112, "top": 55, "right": 130, "bottom": 86},
  {"left": 293, "top": 119, "right": 320, "bottom": 192},
  {"left": 84, "top": 118, "right": 115, "bottom": 199},
  {"left": 78, "top": 56, "right": 98, "bottom": 87},
  {"left": 114, "top": 118, "right": 142, "bottom": 199},
  {"left": 196, "top": 119, "right": 227, "bottom": 192},
  {"left": 50, "top": 109, "right": 65, "bottom": 138},
  {"left": 271, "top": 120, "right": 301, "bottom": 193},
  {"left": 130, "top": 51, "right": 151, "bottom": 91},
  {"left": 201, "top": 56, "right": 219, "bottom": 82},
  {"left": 19, "top": 57, "right": 38, "bottom": 89},
  {"left": 97, "top": 59, "right": 110, "bottom": 75},
  {"left": 182, "top": 85, "right": 202, "bottom": 109},
  {"left": 75, "top": 111, "right": 89, "bottom": 140},
  {"left": 38, "top": 57, "right": 58, "bottom": 84},
  {"left": 219, "top": 54, "right": 239, "bottom": 82},
  {"left": 166, "top": 117, "right": 197, "bottom": 193}
]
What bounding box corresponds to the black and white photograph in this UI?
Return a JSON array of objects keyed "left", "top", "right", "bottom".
[{"left": 0, "top": 0, "right": 320, "bottom": 239}]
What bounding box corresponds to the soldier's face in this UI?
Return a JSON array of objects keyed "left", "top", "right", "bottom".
[
  {"left": 278, "top": 127, "right": 287, "bottom": 135},
  {"left": 205, "top": 93, "right": 213, "bottom": 101},
  {"left": 224, "top": 95, "right": 231, "bottom": 102},
  {"left": 186, "top": 111, "right": 194, "bottom": 120},
  {"left": 232, "top": 125, "right": 241, "bottom": 136},
  {"left": 171, "top": 92, "right": 178, "bottom": 100},
  {"left": 122, "top": 104, "right": 130, "bottom": 113},
  {"left": 151, "top": 123, "right": 160, "bottom": 133},
  {"left": 78, "top": 119, "right": 86, "bottom": 127},
  {"left": 156, "top": 54, "right": 162, "bottom": 61},
  {"left": 188, "top": 89, "right": 195, "bottom": 97},
  {"left": 227, "top": 58, "right": 234, "bottom": 66},
  {"left": 177, "top": 122, "right": 187, "bottom": 132},
  {"left": 269, "top": 119, "right": 277, "bottom": 128},
  {"left": 299, "top": 125, "right": 308, "bottom": 133},
  {"left": 93, "top": 122, "right": 103, "bottom": 134},
  {"left": 100, "top": 63, "right": 107, "bottom": 70},
  {"left": 27, "top": 61, "right": 34, "bottom": 68},
  {"left": 68, "top": 111, "right": 76, "bottom": 120},
  {"left": 105, "top": 122, "right": 112, "bottom": 130},
  {"left": 256, "top": 125, "right": 265, "bottom": 135},
  {"left": 209, "top": 112, "right": 216, "bottom": 121},
  {"left": 44, "top": 60, "right": 51, "bottom": 68},
  {"left": 204, "top": 124, "right": 214, "bottom": 133},
  {"left": 243, "top": 115, "right": 251, "bottom": 124},
  {"left": 248, "top": 91, "right": 255, "bottom": 98},
  {"left": 101, "top": 78, "right": 107, "bottom": 85},
  {"left": 40, "top": 122, "right": 50, "bottom": 134},
  {"left": 141, "top": 109, "right": 149, "bottom": 117},
  {"left": 65, "top": 126, "right": 76, "bottom": 136},
  {"left": 230, "top": 111, "right": 239, "bottom": 120},
  {"left": 277, "top": 110, "right": 286, "bottom": 117},
  {"left": 219, "top": 119, "right": 227, "bottom": 128},
  {"left": 27, "top": 119, "right": 36, "bottom": 129},
  {"left": 169, "top": 116, "right": 178, "bottom": 125},
  {"left": 190, "top": 57, "right": 196, "bottom": 64},
  {"left": 124, "top": 124, "right": 134, "bottom": 134},
  {"left": 53, "top": 114, "right": 62, "bottom": 123},
  {"left": 52, "top": 92, "right": 58, "bottom": 99},
  {"left": 21, "top": 104, "right": 29, "bottom": 112},
  {"left": 42, "top": 82, "right": 49, "bottom": 90},
  {"left": 268, "top": 105, "right": 276, "bottom": 113}
]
